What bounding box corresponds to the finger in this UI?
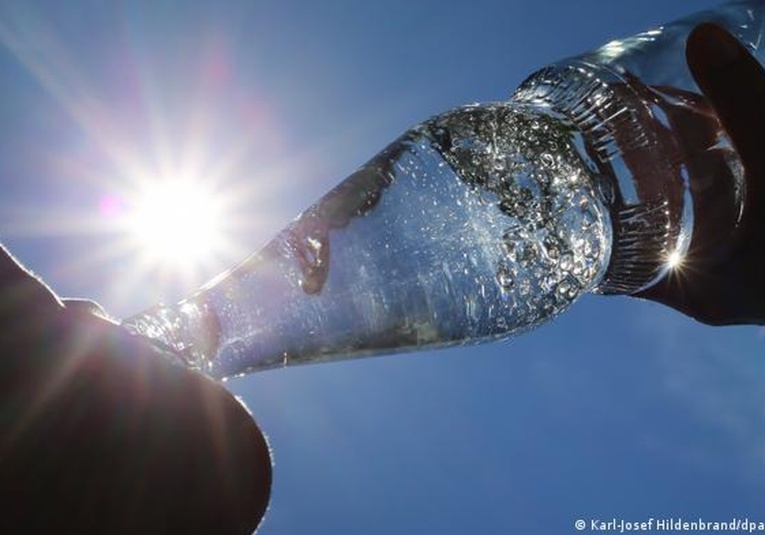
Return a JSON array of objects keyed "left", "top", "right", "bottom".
[
  {"left": 0, "top": 243, "right": 63, "bottom": 327},
  {"left": 61, "top": 297, "right": 112, "bottom": 320},
  {"left": 686, "top": 23, "right": 765, "bottom": 227},
  {"left": 0, "top": 313, "right": 272, "bottom": 533}
]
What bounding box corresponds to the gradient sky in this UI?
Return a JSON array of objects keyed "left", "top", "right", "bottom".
[{"left": 2, "top": 1, "right": 764, "bottom": 534}]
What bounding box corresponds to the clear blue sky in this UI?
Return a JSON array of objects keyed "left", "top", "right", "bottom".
[{"left": 1, "top": 1, "right": 764, "bottom": 534}]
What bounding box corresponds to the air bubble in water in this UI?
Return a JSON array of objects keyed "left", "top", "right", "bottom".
[
  {"left": 496, "top": 262, "right": 516, "bottom": 289},
  {"left": 558, "top": 251, "right": 574, "bottom": 272}
]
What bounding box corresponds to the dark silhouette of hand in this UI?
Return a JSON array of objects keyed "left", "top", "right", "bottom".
[
  {"left": 637, "top": 23, "right": 765, "bottom": 325},
  {"left": 0, "top": 245, "right": 271, "bottom": 534}
]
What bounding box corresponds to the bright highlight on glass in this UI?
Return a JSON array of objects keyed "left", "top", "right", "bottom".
[{"left": 666, "top": 250, "right": 684, "bottom": 270}]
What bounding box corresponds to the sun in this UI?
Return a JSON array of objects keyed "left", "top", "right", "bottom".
[{"left": 125, "top": 179, "right": 227, "bottom": 271}]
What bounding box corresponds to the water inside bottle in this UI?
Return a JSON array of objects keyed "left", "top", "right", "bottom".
[{"left": 125, "top": 103, "right": 613, "bottom": 379}]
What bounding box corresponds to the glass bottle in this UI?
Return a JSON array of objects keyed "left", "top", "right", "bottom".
[{"left": 124, "top": 0, "right": 757, "bottom": 379}]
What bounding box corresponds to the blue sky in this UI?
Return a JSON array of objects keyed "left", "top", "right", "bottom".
[{"left": 2, "top": 0, "right": 765, "bottom": 533}]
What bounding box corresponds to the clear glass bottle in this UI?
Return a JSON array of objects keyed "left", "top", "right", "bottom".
[{"left": 124, "top": 0, "right": 757, "bottom": 380}]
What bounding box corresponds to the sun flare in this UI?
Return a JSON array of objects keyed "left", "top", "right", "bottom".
[
  {"left": 666, "top": 250, "right": 684, "bottom": 270},
  {"left": 125, "top": 180, "right": 226, "bottom": 269}
]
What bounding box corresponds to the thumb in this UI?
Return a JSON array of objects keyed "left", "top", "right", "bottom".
[{"left": 0, "top": 243, "right": 63, "bottom": 332}]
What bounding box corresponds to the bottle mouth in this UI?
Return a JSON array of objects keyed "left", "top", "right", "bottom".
[{"left": 513, "top": 62, "right": 695, "bottom": 294}]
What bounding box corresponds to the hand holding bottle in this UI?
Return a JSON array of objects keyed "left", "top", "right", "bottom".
[
  {"left": 0, "top": 245, "right": 271, "bottom": 533},
  {"left": 638, "top": 24, "right": 765, "bottom": 326}
]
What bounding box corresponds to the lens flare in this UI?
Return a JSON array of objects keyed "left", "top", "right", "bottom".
[
  {"left": 125, "top": 180, "right": 225, "bottom": 268},
  {"left": 666, "top": 250, "right": 684, "bottom": 270}
]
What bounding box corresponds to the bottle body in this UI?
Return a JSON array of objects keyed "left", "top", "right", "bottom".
[
  {"left": 126, "top": 105, "right": 612, "bottom": 378},
  {"left": 124, "top": 1, "right": 759, "bottom": 379}
]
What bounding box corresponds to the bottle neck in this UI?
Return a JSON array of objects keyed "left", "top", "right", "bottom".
[{"left": 511, "top": 0, "right": 756, "bottom": 294}]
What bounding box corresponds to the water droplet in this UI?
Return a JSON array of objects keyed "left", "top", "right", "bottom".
[
  {"left": 583, "top": 235, "right": 598, "bottom": 259},
  {"left": 503, "top": 243, "right": 518, "bottom": 262},
  {"left": 518, "top": 279, "right": 532, "bottom": 296},
  {"left": 559, "top": 252, "right": 574, "bottom": 272},
  {"left": 496, "top": 263, "right": 516, "bottom": 289},
  {"left": 478, "top": 188, "right": 497, "bottom": 206},
  {"left": 517, "top": 243, "right": 538, "bottom": 267},
  {"left": 288, "top": 224, "right": 330, "bottom": 295},
  {"left": 542, "top": 235, "right": 561, "bottom": 260},
  {"left": 540, "top": 295, "right": 556, "bottom": 314},
  {"left": 581, "top": 205, "right": 599, "bottom": 229},
  {"left": 556, "top": 275, "right": 581, "bottom": 300},
  {"left": 501, "top": 229, "right": 521, "bottom": 258},
  {"left": 540, "top": 153, "right": 555, "bottom": 167}
]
